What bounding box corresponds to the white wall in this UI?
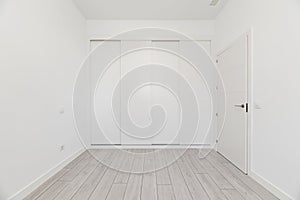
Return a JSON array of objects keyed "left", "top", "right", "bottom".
[
  {"left": 87, "top": 20, "right": 215, "bottom": 40},
  {"left": 0, "top": 0, "right": 86, "bottom": 199},
  {"left": 214, "top": 0, "right": 300, "bottom": 199}
]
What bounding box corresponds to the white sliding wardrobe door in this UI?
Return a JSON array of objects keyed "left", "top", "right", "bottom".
[
  {"left": 120, "top": 40, "right": 153, "bottom": 145},
  {"left": 179, "top": 41, "right": 213, "bottom": 145},
  {"left": 120, "top": 40, "right": 180, "bottom": 145},
  {"left": 150, "top": 40, "right": 180, "bottom": 145},
  {"left": 89, "top": 40, "right": 213, "bottom": 146},
  {"left": 90, "top": 40, "right": 121, "bottom": 145}
]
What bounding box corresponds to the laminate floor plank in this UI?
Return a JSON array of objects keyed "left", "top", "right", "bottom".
[
  {"left": 114, "top": 151, "right": 134, "bottom": 184},
  {"left": 222, "top": 189, "right": 246, "bottom": 200},
  {"left": 36, "top": 181, "right": 68, "bottom": 200},
  {"left": 176, "top": 157, "right": 210, "bottom": 200},
  {"left": 141, "top": 173, "right": 157, "bottom": 200},
  {"left": 200, "top": 157, "right": 234, "bottom": 189},
  {"left": 64, "top": 151, "right": 89, "bottom": 170},
  {"left": 196, "top": 173, "right": 228, "bottom": 200},
  {"left": 131, "top": 149, "right": 145, "bottom": 174},
  {"left": 143, "top": 151, "right": 156, "bottom": 173},
  {"left": 88, "top": 168, "right": 118, "bottom": 200},
  {"left": 206, "top": 154, "right": 263, "bottom": 200},
  {"left": 224, "top": 163, "right": 279, "bottom": 200},
  {"left": 154, "top": 150, "right": 171, "bottom": 185},
  {"left": 71, "top": 165, "right": 107, "bottom": 200},
  {"left": 88, "top": 151, "right": 120, "bottom": 200},
  {"left": 24, "top": 169, "right": 69, "bottom": 200},
  {"left": 123, "top": 174, "right": 143, "bottom": 200},
  {"left": 106, "top": 184, "right": 127, "bottom": 200},
  {"left": 60, "top": 154, "right": 92, "bottom": 182},
  {"left": 54, "top": 158, "right": 98, "bottom": 200},
  {"left": 157, "top": 185, "right": 175, "bottom": 200},
  {"left": 184, "top": 152, "right": 206, "bottom": 174},
  {"left": 163, "top": 150, "right": 193, "bottom": 200}
]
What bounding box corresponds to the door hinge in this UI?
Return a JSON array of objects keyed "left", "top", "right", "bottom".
[{"left": 246, "top": 103, "right": 249, "bottom": 113}]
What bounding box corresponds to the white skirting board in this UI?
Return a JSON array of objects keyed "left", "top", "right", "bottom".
[
  {"left": 8, "top": 148, "right": 85, "bottom": 200},
  {"left": 249, "top": 171, "right": 293, "bottom": 200}
]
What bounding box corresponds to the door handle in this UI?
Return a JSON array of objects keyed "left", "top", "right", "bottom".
[
  {"left": 234, "top": 103, "right": 249, "bottom": 112},
  {"left": 234, "top": 104, "right": 245, "bottom": 108}
]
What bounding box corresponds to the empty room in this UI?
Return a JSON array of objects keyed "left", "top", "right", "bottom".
[{"left": 1, "top": 0, "right": 300, "bottom": 199}]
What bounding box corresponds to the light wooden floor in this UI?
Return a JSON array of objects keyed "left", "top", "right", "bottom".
[{"left": 24, "top": 149, "right": 278, "bottom": 200}]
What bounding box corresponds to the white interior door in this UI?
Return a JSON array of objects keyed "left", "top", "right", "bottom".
[
  {"left": 90, "top": 40, "right": 121, "bottom": 145},
  {"left": 217, "top": 35, "right": 248, "bottom": 173}
]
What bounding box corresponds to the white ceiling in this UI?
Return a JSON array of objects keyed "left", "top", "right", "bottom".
[{"left": 73, "top": 0, "right": 228, "bottom": 20}]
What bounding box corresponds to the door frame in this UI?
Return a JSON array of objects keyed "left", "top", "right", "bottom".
[{"left": 216, "top": 29, "right": 253, "bottom": 174}]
